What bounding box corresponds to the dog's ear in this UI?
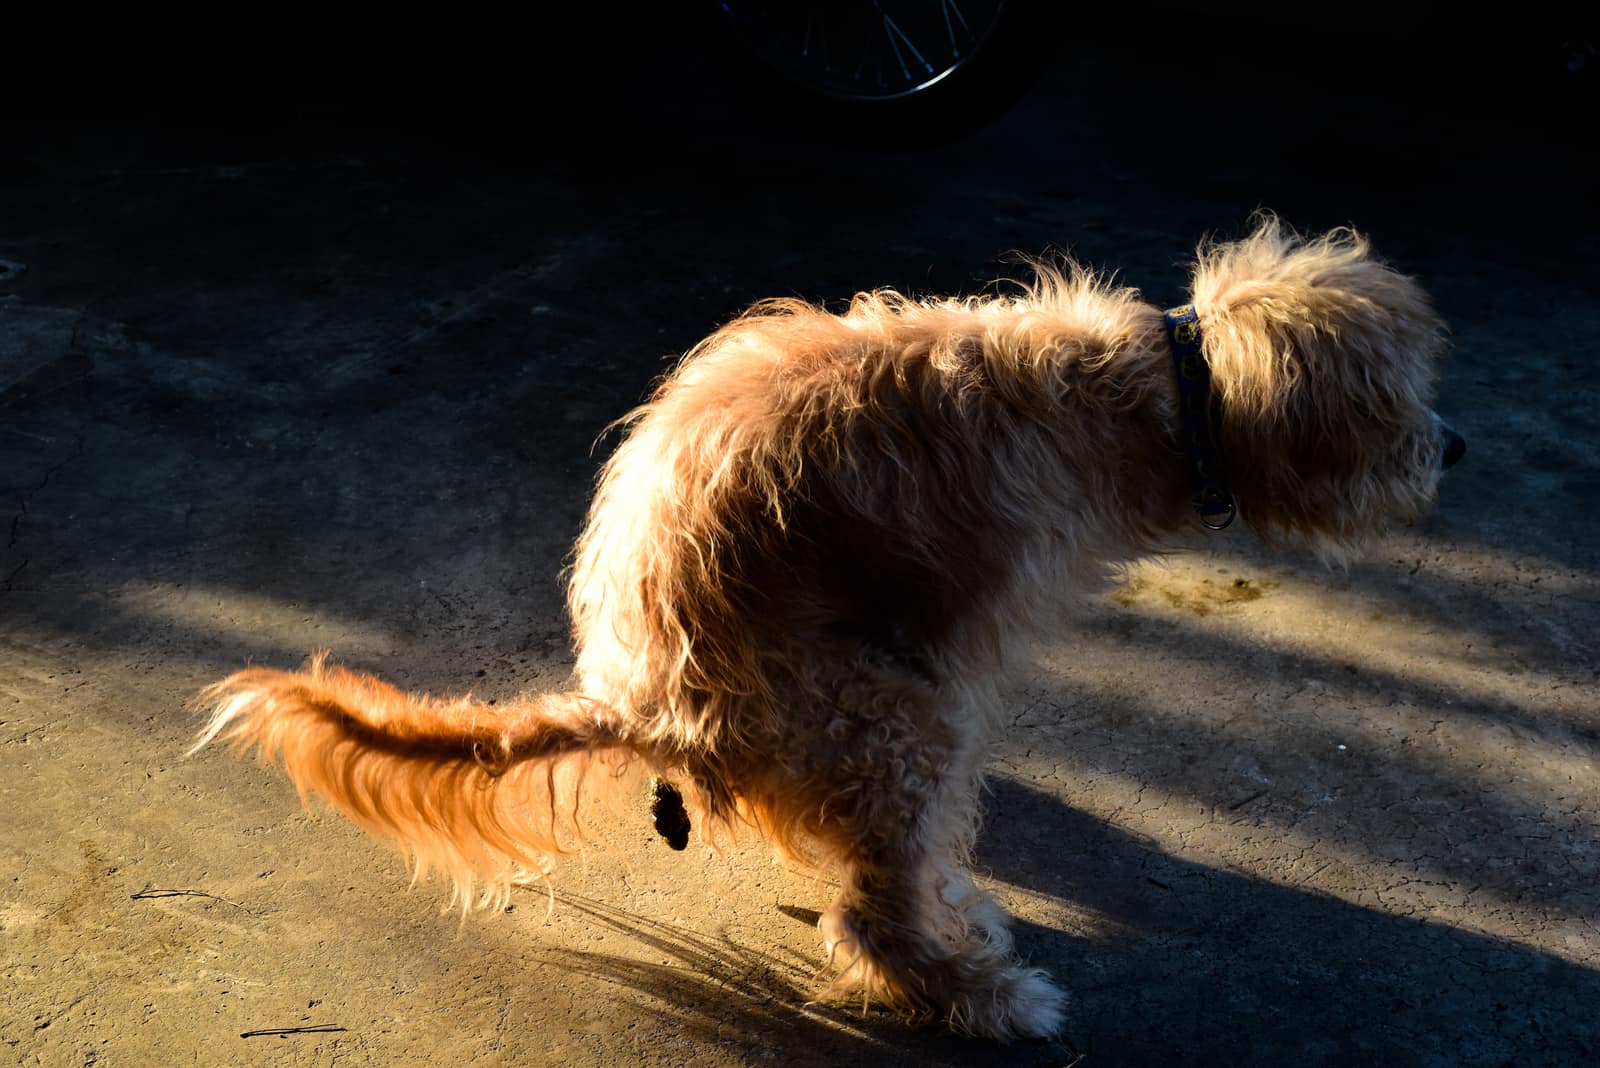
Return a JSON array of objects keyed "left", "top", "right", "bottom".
[{"left": 1188, "top": 216, "right": 1448, "bottom": 552}]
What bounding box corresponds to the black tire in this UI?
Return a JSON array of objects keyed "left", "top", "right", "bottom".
[{"left": 707, "top": 0, "right": 1061, "bottom": 144}]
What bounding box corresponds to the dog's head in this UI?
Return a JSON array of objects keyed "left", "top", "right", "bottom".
[{"left": 1190, "top": 217, "right": 1461, "bottom": 559}]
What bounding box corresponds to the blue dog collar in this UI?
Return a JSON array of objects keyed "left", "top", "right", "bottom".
[{"left": 1164, "top": 305, "right": 1236, "bottom": 530}]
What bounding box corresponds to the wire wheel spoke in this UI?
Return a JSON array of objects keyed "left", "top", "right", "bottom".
[{"left": 721, "top": 0, "right": 1010, "bottom": 101}]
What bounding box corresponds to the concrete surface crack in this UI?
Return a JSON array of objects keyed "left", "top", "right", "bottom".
[
  {"left": 1228, "top": 788, "right": 1270, "bottom": 811},
  {"left": 4, "top": 720, "right": 55, "bottom": 745},
  {"left": 3, "top": 433, "right": 86, "bottom": 591},
  {"left": 32, "top": 992, "right": 89, "bottom": 1032}
]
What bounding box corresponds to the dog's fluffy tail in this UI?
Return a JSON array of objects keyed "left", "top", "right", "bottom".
[{"left": 190, "top": 654, "right": 636, "bottom": 909}]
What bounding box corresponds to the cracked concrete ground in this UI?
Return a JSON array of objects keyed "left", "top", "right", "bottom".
[{"left": 3, "top": 16, "right": 1597, "bottom": 1068}]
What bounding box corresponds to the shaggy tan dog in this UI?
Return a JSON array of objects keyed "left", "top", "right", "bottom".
[{"left": 193, "top": 217, "right": 1461, "bottom": 1041}]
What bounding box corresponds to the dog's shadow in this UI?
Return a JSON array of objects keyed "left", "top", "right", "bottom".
[
  {"left": 531, "top": 778, "right": 1598, "bottom": 1067},
  {"left": 528, "top": 890, "right": 1030, "bottom": 1066}
]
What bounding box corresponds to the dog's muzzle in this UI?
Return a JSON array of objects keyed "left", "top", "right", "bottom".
[{"left": 1432, "top": 411, "right": 1466, "bottom": 470}]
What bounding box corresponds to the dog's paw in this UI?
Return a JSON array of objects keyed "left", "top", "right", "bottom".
[
  {"left": 956, "top": 966, "right": 1067, "bottom": 1042},
  {"left": 819, "top": 898, "right": 1066, "bottom": 1040}
]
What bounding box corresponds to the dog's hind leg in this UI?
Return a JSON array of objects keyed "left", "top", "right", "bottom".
[{"left": 803, "top": 664, "right": 1066, "bottom": 1041}]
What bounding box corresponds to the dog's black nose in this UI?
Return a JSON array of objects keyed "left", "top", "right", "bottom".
[{"left": 1440, "top": 424, "right": 1466, "bottom": 469}]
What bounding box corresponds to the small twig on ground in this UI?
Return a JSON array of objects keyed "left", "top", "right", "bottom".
[
  {"left": 240, "top": 1024, "right": 349, "bottom": 1039},
  {"left": 129, "top": 886, "right": 254, "bottom": 914}
]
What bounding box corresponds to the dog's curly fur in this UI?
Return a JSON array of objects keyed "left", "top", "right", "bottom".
[{"left": 193, "top": 217, "right": 1453, "bottom": 1041}]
